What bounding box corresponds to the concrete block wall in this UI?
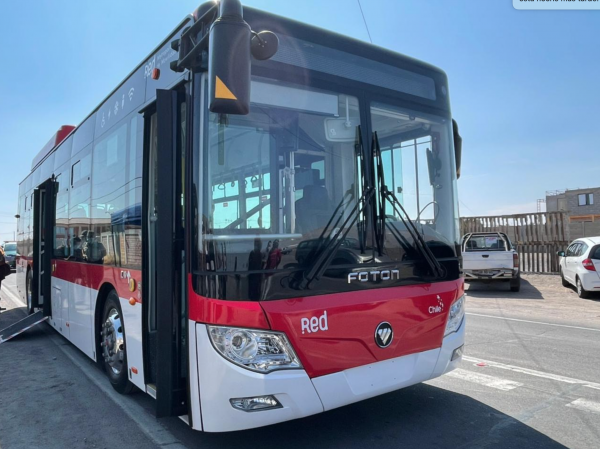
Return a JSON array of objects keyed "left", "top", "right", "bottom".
[
  {"left": 545, "top": 187, "right": 600, "bottom": 240},
  {"left": 567, "top": 189, "right": 600, "bottom": 215},
  {"left": 569, "top": 221, "right": 600, "bottom": 239}
]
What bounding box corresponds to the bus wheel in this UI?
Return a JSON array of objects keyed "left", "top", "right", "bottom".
[
  {"left": 26, "top": 270, "right": 33, "bottom": 314},
  {"left": 101, "top": 291, "right": 135, "bottom": 394}
]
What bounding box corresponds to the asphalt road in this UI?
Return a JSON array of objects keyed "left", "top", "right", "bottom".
[{"left": 1, "top": 273, "right": 599, "bottom": 449}]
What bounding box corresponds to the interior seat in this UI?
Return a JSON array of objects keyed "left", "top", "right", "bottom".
[{"left": 295, "top": 185, "right": 331, "bottom": 234}]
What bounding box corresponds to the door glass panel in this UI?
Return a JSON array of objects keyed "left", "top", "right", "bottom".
[
  {"left": 148, "top": 112, "right": 158, "bottom": 331},
  {"left": 68, "top": 149, "right": 92, "bottom": 261}
]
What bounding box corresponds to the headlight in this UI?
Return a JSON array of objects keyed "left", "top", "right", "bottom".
[
  {"left": 444, "top": 295, "right": 465, "bottom": 336},
  {"left": 207, "top": 326, "right": 302, "bottom": 374}
]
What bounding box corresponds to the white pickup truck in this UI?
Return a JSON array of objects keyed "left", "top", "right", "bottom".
[{"left": 462, "top": 232, "right": 521, "bottom": 292}]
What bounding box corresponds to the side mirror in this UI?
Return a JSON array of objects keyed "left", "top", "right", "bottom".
[
  {"left": 251, "top": 31, "right": 279, "bottom": 61},
  {"left": 452, "top": 119, "right": 462, "bottom": 179},
  {"left": 557, "top": 251, "right": 565, "bottom": 257},
  {"left": 208, "top": 0, "right": 252, "bottom": 115}
]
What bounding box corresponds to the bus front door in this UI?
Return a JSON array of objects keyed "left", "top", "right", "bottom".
[
  {"left": 144, "top": 88, "right": 188, "bottom": 418},
  {"left": 31, "top": 178, "right": 56, "bottom": 316},
  {"left": 0, "top": 178, "right": 54, "bottom": 343}
]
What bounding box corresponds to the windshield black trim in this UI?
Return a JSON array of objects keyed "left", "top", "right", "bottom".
[
  {"left": 191, "top": 257, "right": 460, "bottom": 302},
  {"left": 192, "top": 256, "right": 460, "bottom": 276}
]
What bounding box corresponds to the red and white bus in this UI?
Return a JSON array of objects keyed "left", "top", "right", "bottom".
[{"left": 12, "top": 0, "right": 464, "bottom": 432}]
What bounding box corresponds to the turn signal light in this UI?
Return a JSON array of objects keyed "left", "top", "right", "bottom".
[{"left": 582, "top": 259, "right": 596, "bottom": 271}]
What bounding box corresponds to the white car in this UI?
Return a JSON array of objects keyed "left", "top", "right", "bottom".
[{"left": 558, "top": 237, "right": 600, "bottom": 298}]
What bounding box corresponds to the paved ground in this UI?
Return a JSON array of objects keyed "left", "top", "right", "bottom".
[{"left": 1, "top": 273, "right": 599, "bottom": 449}]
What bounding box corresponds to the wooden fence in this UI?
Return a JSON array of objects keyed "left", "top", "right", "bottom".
[{"left": 460, "top": 212, "right": 569, "bottom": 274}]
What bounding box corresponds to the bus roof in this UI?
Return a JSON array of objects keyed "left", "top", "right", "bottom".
[{"left": 239, "top": 4, "right": 447, "bottom": 78}]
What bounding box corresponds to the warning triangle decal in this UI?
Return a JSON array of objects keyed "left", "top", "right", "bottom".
[{"left": 215, "top": 76, "right": 237, "bottom": 100}]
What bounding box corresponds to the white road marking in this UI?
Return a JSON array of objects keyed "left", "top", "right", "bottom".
[
  {"left": 463, "top": 356, "right": 600, "bottom": 391},
  {"left": 446, "top": 368, "right": 523, "bottom": 391},
  {"left": 0, "top": 284, "right": 189, "bottom": 449},
  {"left": 466, "top": 312, "right": 600, "bottom": 333},
  {"left": 566, "top": 398, "right": 600, "bottom": 414}
]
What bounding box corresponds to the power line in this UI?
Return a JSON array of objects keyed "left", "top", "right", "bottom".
[
  {"left": 356, "top": 0, "right": 373, "bottom": 44},
  {"left": 459, "top": 199, "right": 475, "bottom": 215}
]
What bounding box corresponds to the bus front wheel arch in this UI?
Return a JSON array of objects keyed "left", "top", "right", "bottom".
[{"left": 94, "top": 283, "right": 115, "bottom": 366}]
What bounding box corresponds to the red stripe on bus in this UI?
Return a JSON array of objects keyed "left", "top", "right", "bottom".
[{"left": 52, "top": 259, "right": 142, "bottom": 302}]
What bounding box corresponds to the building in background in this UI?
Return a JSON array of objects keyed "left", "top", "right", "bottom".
[{"left": 546, "top": 187, "right": 600, "bottom": 239}]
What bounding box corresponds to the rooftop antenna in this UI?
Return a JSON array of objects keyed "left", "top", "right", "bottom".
[{"left": 356, "top": 0, "right": 373, "bottom": 44}]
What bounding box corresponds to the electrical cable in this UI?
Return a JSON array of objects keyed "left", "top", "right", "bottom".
[{"left": 357, "top": 0, "right": 373, "bottom": 44}]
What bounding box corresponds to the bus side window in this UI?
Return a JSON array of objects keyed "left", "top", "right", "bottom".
[
  {"left": 54, "top": 173, "right": 70, "bottom": 259},
  {"left": 91, "top": 120, "right": 129, "bottom": 267},
  {"left": 122, "top": 114, "right": 143, "bottom": 270},
  {"left": 68, "top": 149, "right": 92, "bottom": 262}
]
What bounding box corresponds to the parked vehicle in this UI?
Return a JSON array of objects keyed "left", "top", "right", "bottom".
[
  {"left": 462, "top": 232, "right": 521, "bottom": 292},
  {"left": 2, "top": 241, "right": 17, "bottom": 269},
  {"left": 558, "top": 237, "right": 600, "bottom": 298}
]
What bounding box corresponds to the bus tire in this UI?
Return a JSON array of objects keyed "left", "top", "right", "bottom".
[{"left": 100, "top": 291, "right": 135, "bottom": 394}]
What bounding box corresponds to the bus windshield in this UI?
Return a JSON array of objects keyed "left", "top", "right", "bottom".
[
  {"left": 199, "top": 80, "right": 460, "bottom": 282},
  {"left": 200, "top": 79, "right": 366, "bottom": 273}
]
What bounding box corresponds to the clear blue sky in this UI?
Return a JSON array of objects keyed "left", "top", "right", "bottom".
[{"left": 1, "top": 0, "right": 599, "bottom": 242}]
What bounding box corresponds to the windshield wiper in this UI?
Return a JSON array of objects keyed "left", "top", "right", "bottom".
[
  {"left": 372, "top": 131, "right": 445, "bottom": 278},
  {"left": 296, "top": 126, "right": 373, "bottom": 289},
  {"left": 356, "top": 125, "right": 369, "bottom": 253},
  {"left": 297, "top": 186, "right": 374, "bottom": 289}
]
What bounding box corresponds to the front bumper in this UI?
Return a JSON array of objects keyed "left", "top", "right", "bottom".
[{"left": 195, "top": 318, "right": 465, "bottom": 432}]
